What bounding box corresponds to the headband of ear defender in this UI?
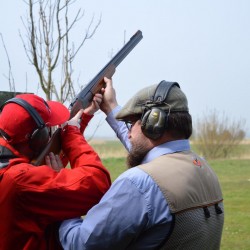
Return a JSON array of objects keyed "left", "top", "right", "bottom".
[{"left": 141, "top": 80, "right": 180, "bottom": 140}]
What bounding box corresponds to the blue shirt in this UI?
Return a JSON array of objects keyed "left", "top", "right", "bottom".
[{"left": 59, "top": 106, "right": 191, "bottom": 250}]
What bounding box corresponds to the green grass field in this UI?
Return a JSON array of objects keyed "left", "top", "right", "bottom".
[
  {"left": 90, "top": 140, "right": 250, "bottom": 249},
  {"left": 210, "top": 159, "right": 250, "bottom": 250}
]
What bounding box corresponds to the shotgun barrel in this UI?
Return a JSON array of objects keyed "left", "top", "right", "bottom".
[{"left": 69, "top": 30, "right": 143, "bottom": 118}]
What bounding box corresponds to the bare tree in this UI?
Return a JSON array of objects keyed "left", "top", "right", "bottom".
[
  {"left": 0, "top": 33, "right": 16, "bottom": 92},
  {"left": 20, "top": 0, "right": 101, "bottom": 102},
  {"left": 194, "top": 109, "right": 246, "bottom": 159}
]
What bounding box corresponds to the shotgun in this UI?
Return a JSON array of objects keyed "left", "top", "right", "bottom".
[{"left": 32, "top": 30, "right": 143, "bottom": 166}]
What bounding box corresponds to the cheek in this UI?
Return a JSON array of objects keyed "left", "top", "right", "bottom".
[
  {"left": 130, "top": 124, "right": 144, "bottom": 140},
  {"left": 131, "top": 123, "right": 140, "bottom": 133}
]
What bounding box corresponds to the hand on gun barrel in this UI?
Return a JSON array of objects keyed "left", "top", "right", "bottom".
[
  {"left": 69, "top": 30, "right": 143, "bottom": 118},
  {"left": 32, "top": 30, "right": 143, "bottom": 166}
]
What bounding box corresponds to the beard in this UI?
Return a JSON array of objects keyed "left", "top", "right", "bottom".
[{"left": 126, "top": 140, "right": 149, "bottom": 168}]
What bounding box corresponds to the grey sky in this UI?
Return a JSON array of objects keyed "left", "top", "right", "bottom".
[{"left": 0, "top": 0, "right": 249, "bottom": 138}]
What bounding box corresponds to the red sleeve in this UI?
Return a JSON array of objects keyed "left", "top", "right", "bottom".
[
  {"left": 80, "top": 112, "right": 93, "bottom": 133},
  {"left": 12, "top": 124, "right": 111, "bottom": 223},
  {"left": 61, "top": 124, "right": 106, "bottom": 172},
  {"left": 60, "top": 112, "right": 93, "bottom": 166}
]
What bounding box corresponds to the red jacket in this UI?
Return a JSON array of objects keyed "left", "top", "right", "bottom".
[{"left": 0, "top": 114, "right": 111, "bottom": 250}]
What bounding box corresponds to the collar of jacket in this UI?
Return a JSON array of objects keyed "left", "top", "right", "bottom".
[
  {"left": 0, "top": 144, "right": 17, "bottom": 169},
  {"left": 0, "top": 137, "right": 29, "bottom": 169}
]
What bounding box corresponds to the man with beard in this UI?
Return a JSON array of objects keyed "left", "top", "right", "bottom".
[{"left": 59, "top": 78, "right": 224, "bottom": 250}]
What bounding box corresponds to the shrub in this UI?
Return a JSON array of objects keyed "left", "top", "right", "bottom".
[{"left": 193, "top": 110, "right": 246, "bottom": 159}]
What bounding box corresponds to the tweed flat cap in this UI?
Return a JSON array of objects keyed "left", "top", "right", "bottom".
[{"left": 115, "top": 81, "right": 189, "bottom": 121}]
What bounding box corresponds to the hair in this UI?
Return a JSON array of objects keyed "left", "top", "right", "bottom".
[{"left": 167, "top": 111, "right": 192, "bottom": 139}]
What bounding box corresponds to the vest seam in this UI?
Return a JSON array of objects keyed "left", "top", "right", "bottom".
[{"left": 174, "top": 199, "right": 224, "bottom": 214}]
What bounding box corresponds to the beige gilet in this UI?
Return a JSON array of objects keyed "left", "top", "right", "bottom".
[{"left": 138, "top": 151, "right": 224, "bottom": 250}]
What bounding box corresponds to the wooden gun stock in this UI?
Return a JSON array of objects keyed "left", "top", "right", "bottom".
[{"left": 31, "top": 128, "right": 62, "bottom": 166}]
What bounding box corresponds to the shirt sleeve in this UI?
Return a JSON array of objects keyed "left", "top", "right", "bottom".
[
  {"left": 106, "top": 106, "right": 131, "bottom": 151},
  {"left": 59, "top": 168, "right": 173, "bottom": 250},
  {"left": 59, "top": 176, "right": 149, "bottom": 249}
]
